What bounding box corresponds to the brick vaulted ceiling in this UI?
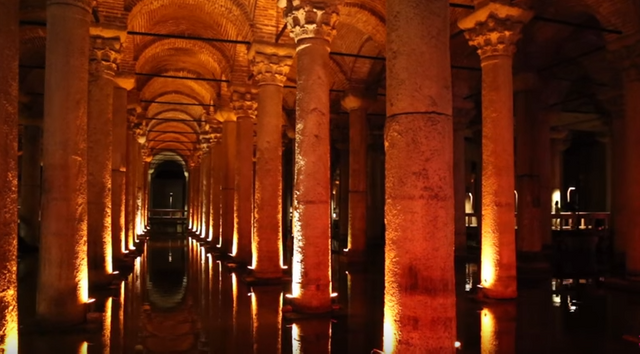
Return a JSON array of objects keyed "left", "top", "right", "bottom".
[{"left": 17, "top": 0, "right": 640, "bottom": 159}]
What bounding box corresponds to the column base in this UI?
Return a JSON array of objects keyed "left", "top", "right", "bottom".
[
  {"left": 284, "top": 296, "right": 334, "bottom": 315},
  {"left": 478, "top": 281, "right": 517, "bottom": 300},
  {"left": 89, "top": 270, "right": 118, "bottom": 289},
  {"left": 244, "top": 269, "right": 287, "bottom": 286}
]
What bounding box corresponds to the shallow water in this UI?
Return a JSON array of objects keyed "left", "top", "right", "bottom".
[{"left": 15, "top": 234, "right": 640, "bottom": 353}]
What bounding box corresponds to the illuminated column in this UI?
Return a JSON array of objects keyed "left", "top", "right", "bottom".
[
  {"left": 20, "top": 123, "right": 42, "bottom": 247},
  {"left": 201, "top": 151, "right": 211, "bottom": 238},
  {"left": 0, "top": 0, "right": 18, "bottom": 348},
  {"left": 221, "top": 118, "right": 237, "bottom": 254},
  {"left": 342, "top": 91, "right": 369, "bottom": 261},
  {"left": 612, "top": 39, "right": 640, "bottom": 278},
  {"left": 125, "top": 114, "right": 138, "bottom": 250},
  {"left": 453, "top": 108, "right": 473, "bottom": 255},
  {"left": 141, "top": 158, "right": 150, "bottom": 229},
  {"left": 514, "top": 74, "right": 542, "bottom": 254},
  {"left": 133, "top": 133, "right": 146, "bottom": 236},
  {"left": 385, "top": 0, "right": 456, "bottom": 351},
  {"left": 459, "top": 2, "right": 532, "bottom": 299},
  {"left": 232, "top": 90, "right": 257, "bottom": 264},
  {"left": 112, "top": 83, "right": 130, "bottom": 262},
  {"left": 211, "top": 139, "right": 223, "bottom": 244},
  {"left": 192, "top": 160, "right": 202, "bottom": 233},
  {"left": 480, "top": 302, "right": 516, "bottom": 354},
  {"left": 285, "top": 1, "right": 338, "bottom": 313},
  {"left": 38, "top": 0, "right": 91, "bottom": 325},
  {"left": 87, "top": 35, "right": 120, "bottom": 287},
  {"left": 250, "top": 43, "right": 293, "bottom": 278},
  {"left": 188, "top": 164, "right": 194, "bottom": 229}
]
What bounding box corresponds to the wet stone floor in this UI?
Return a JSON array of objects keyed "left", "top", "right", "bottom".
[{"left": 14, "top": 233, "right": 640, "bottom": 354}]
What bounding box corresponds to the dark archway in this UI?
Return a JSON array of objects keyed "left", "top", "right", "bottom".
[{"left": 150, "top": 160, "right": 187, "bottom": 210}]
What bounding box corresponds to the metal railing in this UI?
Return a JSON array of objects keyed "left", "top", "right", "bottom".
[{"left": 465, "top": 212, "right": 610, "bottom": 230}]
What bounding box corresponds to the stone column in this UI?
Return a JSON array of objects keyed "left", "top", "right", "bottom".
[
  {"left": 133, "top": 133, "right": 145, "bottom": 237},
  {"left": 112, "top": 83, "right": 129, "bottom": 262},
  {"left": 612, "top": 39, "right": 640, "bottom": 278},
  {"left": 221, "top": 118, "right": 237, "bottom": 255},
  {"left": 142, "top": 158, "right": 150, "bottom": 230},
  {"left": 125, "top": 117, "right": 138, "bottom": 251},
  {"left": 0, "top": 0, "right": 18, "bottom": 348},
  {"left": 192, "top": 161, "right": 201, "bottom": 233},
  {"left": 232, "top": 91, "right": 257, "bottom": 265},
  {"left": 249, "top": 43, "right": 293, "bottom": 279},
  {"left": 20, "top": 124, "right": 42, "bottom": 247},
  {"left": 453, "top": 108, "right": 473, "bottom": 256},
  {"left": 38, "top": 0, "right": 92, "bottom": 326},
  {"left": 385, "top": 0, "right": 455, "bottom": 351},
  {"left": 200, "top": 151, "right": 210, "bottom": 238},
  {"left": 514, "top": 74, "right": 543, "bottom": 255},
  {"left": 342, "top": 91, "right": 369, "bottom": 262},
  {"left": 459, "top": 3, "right": 532, "bottom": 299},
  {"left": 211, "top": 139, "right": 223, "bottom": 244},
  {"left": 188, "top": 164, "right": 194, "bottom": 229},
  {"left": 87, "top": 35, "right": 121, "bottom": 287},
  {"left": 285, "top": 2, "right": 338, "bottom": 313}
]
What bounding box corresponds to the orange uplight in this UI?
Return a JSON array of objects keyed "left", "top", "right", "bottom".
[
  {"left": 0, "top": 291, "right": 18, "bottom": 353},
  {"left": 480, "top": 214, "right": 498, "bottom": 289},
  {"left": 102, "top": 297, "right": 112, "bottom": 352},
  {"left": 79, "top": 341, "right": 88, "bottom": 354}
]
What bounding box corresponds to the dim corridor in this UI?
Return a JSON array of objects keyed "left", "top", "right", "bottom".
[{"left": 14, "top": 228, "right": 640, "bottom": 354}]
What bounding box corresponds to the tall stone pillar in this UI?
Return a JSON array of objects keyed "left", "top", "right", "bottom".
[
  {"left": 112, "top": 83, "right": 130, "bottom": 262},
  {"left": 514, "top": 74, "right": 543, "bottom": 255},
  {"left": 87, "top": 35, "right": 121, "bottom": 287},
  {"left": 125, "top": 117, "right": 138, "bottom": 251},
  {"left": 142, "top": 158, "right": 150, "bottom": 230},
  {"left": 285, "top": 1, "right": 338, "bottom": 313},
  {"left": 38, "top": 0, "right": 92, "bottom": 326},
  {"left": 211, "top": 139, "right": 223, "bottom": 244},
  {"left": 385, "top": 0, "right": 455, "bottom": 351},
  {"left": 221, "top": 118, "right": 237, "bottom": 255},
  {"left": 192, "top": 161, "right": 201, "bottom": 233},
  {"left": 612, "top": 39, "right": 640, "bottom": 278},
  {"left": 232, "top": 91, "right": 257, "bottom": 265},
  {"left": 188, "top": 165, "right": 194, "bottom": 229},
  {"left": 459, "top": 3, "right": 532, "bottom": 299},
  {"left": 133, "top": 131, "right": 145, "bottom": 237},
  {"left": 453, "top": 108, "right": 473, "bottom": 256},
  {"left": 20, "top": 124, "right": 42, "bottom": 247},
  {"left": 249, "top": 43, "right": 293, "bottom": 279},
  {"left": 200, "top": 151, "right": 211, "bottom": 238},
  {"left": 0, "top": 0, "right": 19, "bottom": 348},
  {"left": 342, "top": 92, "right": 369, "bottom": 262}
]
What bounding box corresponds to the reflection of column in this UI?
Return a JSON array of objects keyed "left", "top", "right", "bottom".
[
  {"left": 112, "top": 85, "right": 128, "bottom": 261},
  {"left": 342, "top": 92, "right": 369, "bottom": 261},
  {"left": 459, "top": 3, "right": 532, "bottom": 299},
  {"left": 38, "top": 0, "right": 91, "bottom": 325},
  {"left": 384, "top": 0, "right": 455, "bottom": 352},
  {"left": 20, "top": 124, "right": 42, "bottom": 247},
  {"left": 211, "top": 140, "right": 223, "bottom": 244},
  {"left": 250, "top": 44, "right": 293, "bottom": 278},
  {"left": 0, "top": 0, "right": 18, "bottom": 349},
  {"left": 221, "top": 118, "right": 237, "bottom": 255},
  {"left": 453, "top": 108, "right": 473, "bottom": 255},
  {"left": 252, "top": 287, "right": 282, "bottom": 354},
  {"left": 87, "top": 35, "right": 120, "bottom": 287},
  {"left": 613, "top": 40, "right": 640, "bottom": 278},
  {"left": 292, "top": 319, "right": 331, "bottom": 354},
  {"left": 481, "top": 302, "right": 516, "bottom": 354},
  {"left": 232, "top": 91, "right": 257, "bottom": 265},
  {"left": 285, "top": 1, "right": 337, "bottom": 313}
]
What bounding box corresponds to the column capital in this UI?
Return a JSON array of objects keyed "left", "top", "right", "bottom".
[
  {"left": 89, "top": 35, "right": 122, "bottom": 79},
  {"left": 249, "top": 42, "right": 294, "bottom": 86},
  {"left": 285, "top": 1, "right": 340, "bottom": 43},
  {"left": 231, "top": 90, "right": 258, "bottom": 119},
  {"left": 458, "top": 3, "right": 532, "bottom": 60}
]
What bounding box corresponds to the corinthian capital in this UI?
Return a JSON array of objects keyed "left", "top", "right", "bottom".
[
  {"left": 285, "top": 1, "right": 340, "bottom": 43},
  {"left": 231, "top": 90, "right": 257, "bottom": 119},
  {"left": 249, "top": 43, "right": 295, "bottom": 85},
  {"left": 458, "top": 2, "right": 532, "bottom": 59},
  {"left": 89, "top": 36, "right": 122, "bottom": 78}
]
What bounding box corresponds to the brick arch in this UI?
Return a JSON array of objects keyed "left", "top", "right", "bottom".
[
  {"left": 340, "top": 2, "right": 385, "bottom": 51},
  {"left": 139, "top": 78, "right": 215, "bottom": 109},
  {"left": 575, "top": 0, "right": 640, "bottom": 38},
  {"left": 135, "top": 39, "right": 231, "bottom": 75}
]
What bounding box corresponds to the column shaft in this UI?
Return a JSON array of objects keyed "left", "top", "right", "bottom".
[
  {"left": 125, "top": 131, "right": 136, "bottom": 250},
  {"left": 0, "top": 0, "right": 19, "bottom": 348},
  {"left": 235, "top": 116, "right": 254, "bottom": 264},
  {"left": 221, "top": 120, "right": 237, "bottom": 254},
  {"left": 38, "top": 0, "right": 91, "bottom": 325},
  {"left": 87, "top": 51, "right": 115, "bottom": 287},
  {"left": 385, "top": 0, "right": 456, "bottom": 351},
  {"left": 454, "top": 119, "right": 467, "bottom": 255},
  {"left": 291, "top": 37, "right": 332, "bottom": 312},
  {"left": 254, "top": 83, "right": 284, "bottom": 278},
  {"left": 211, "top": 141, "right": 223, "bottom": 244},
  {"left": 20, "top": 125, "right": 42, "bottom": 246},
  {"left": 348, "top": 107, "right": 367, "bottom": 258},
  {"left": 111, "top": 87, "right": 127, "bottom": 261}
]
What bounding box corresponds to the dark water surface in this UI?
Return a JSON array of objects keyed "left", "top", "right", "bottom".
[{"left": 15, "top": 235, "right": 640, "bottom": 353}]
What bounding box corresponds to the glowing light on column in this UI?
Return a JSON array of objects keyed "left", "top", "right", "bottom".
[
  {"left": 291, "top": 231, "right": 302, "bottom": 297},
  {"left": 102, "top": 297, "right": 112, "bottom": 352},
  {"left": 79, "top": 253, "right": 89, "bottom": 304},
  {"left": 292, "top": 323, "right": 301, "bottom": 353},
  {"left": 0, "top": 295, "right": 18, "bottom": 353},
  {"left": 79, "top": 341, "right": 88, "bottom": 354},
  {"left": 481, "top": 308, "right": 496, "bottom": 354},
  {"left": 383, "top": 252, "right": 399, "bottom": 353}
]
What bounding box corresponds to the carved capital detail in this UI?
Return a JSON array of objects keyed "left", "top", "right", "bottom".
[
  {"left": 231, "top": 91, "right": 257, "bottom": 119},
  {"left": 252, "top": 54, "right": 293, "bottom": 85},
  {"left": 458, "top": 3, "right": 532, "bottom": 60},
  {"left": 90, "top": 36, "right": 122, "bottom": 78},
  {"left": 285, "top": 2, "right": 340, "bottom": 43}
]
